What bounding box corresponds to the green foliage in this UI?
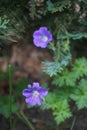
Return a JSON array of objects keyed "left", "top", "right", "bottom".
[
  {"left": 0, "top": 16, "right": 10, "bottom": 40},
  {"left": 72, "top": 57, "right": 87, "bottom": 79},
  {"left": 14, "top": 78, "right": 28, "bottom": 96},
  {"left": 52, "top": 69, "right": 76, "bottom": 87},
  {"left": 0, "top": 72, "right": 8, "bottom": 81},
  {"left": 43, "top": 40, "right": 71, "bottom": 76},
  {"left": 70, "top": 79, "right": 87, "bottom": 109},
  {"left": 53, "top": 100, "right": 71, "bottom": 124},
  {"left": 46, "top": 0, "right": 71, "bottom": 13},
  {"left": 0, "top": 66, "right": 27, "bottom": 119},
  {"left": 79, "top": 19, "right": 87, "bottom": 26},
  {"left": 57, "top": 32, "right": 87, "bottom": 40},
  {"left": 44, "top": 57, "right": 87, "bottom": 124},
  {"left": 43, "top": 61, "right": 64, "bottom": 76},
  {"left": 0, "top": 72, "right": 28, "bottom": 119},
  {"left": 0, "top": 65, "right": 15, "bottom": 81},
  {"left": 43, "top": 56, "right": 70, "bottom": 76},
  {"left": 0, "top": 17, "right": 9, "bottom": 29},
  {"left": 0, "top": 96, "right": 18, "bottom": 118},
  {"left": 0, "top": 15, "right": 20, "bottom": 41},
  {"left": 52, "top": 57, "right": 87, "bottom": 87},
  {"left": 0, "top": 0, "right": 26, "bottom": 41},
  {"left": 43, "top": 92, "right": 71, "bottom": 124},
  {"left": 78, "top": 0, "right": 87, "bottom": 2}
]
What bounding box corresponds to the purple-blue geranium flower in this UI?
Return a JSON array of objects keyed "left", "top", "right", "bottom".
[
  {"left": 33, "top": 27, "right": 53, "bottom": 48},
  {"left": 22, "top": 82, "right": 48, "bottom": 106}
]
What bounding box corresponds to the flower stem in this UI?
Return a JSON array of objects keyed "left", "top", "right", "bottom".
[
  {"left": 55, "top": 40, "right": 61, "bottom": 62},
  {"left": 8, "top": 64, "right": 13, "bottom": 130},
  {"left": 70, "top": 117, "right": 76, "bottom": 130},
  {"left": 16, "top": 111, "right": 35, "bottom": 130}
]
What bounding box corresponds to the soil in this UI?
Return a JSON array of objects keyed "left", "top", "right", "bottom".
[
  {"left": 65, "top": 108, "right": 87, "bottom": 130},
  {"left": 0, "top": 108, "right": 87, "bottom": 130}
]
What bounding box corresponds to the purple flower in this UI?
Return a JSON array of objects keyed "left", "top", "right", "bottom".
[
  {"left": 33, "top": 27, "right": 52, "bottom": 48},
  {"left": 22, "top": 82, "right": 48, "bottom": 106}
]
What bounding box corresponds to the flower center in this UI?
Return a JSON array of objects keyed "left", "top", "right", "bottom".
[
  {"left": 33, "top": 91, "right": 39, "bottom": 98},
  {"left": 42, "top": 36, "right": 48, "bottom": 42}
]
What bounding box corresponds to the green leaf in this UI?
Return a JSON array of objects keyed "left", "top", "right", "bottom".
[
  {"left": 70, "top": 79, "right": 87, "bottom": 109},
  {"left": 46, "top": 0, "right": 71, "bottom": 13},
  {"left": 0, "top": 96, "right": 18, "bottom": 118},
  {"left": 43, "top": 61, "right": 63, "bottom": 76},
  {"left": 57, "top": 32, "right": 87, "bottom": 40},
  {"left": 42, "top": 92, "right": 71, "bottom": 124},
  {"left": 42, "top": 93, "right": 57, "bottom": 109},
  {"left": 53, "top": 100, "right": 72, "bottom": 124},
  {"left": 52, "top": 69, "right": 76, "bottom": 87},
  {"left": 14, "top": 77, "right": 28, "bottom": 96},
  {"left": 43, "top": 53, "right": 71, "bottom": 76},
  {"left": 72, "top": 58, "right": 87, "bottom": 79},
  {"left": 0, "top": 17, "right": 9, "bottom": 29}
]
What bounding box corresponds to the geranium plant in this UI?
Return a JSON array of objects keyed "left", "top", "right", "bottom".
[{"left": 22, "top": 26, "right": 87, "bottom": 126}]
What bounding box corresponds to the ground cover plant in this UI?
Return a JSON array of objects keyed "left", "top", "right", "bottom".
[{"left": 0, "top": 0, "right": 87, "bottom": 130}]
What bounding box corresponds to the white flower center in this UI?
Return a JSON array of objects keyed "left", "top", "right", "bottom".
[
  {"left": 33, "top": 91, "right": 39, "bottom": 98},
  {"left": 42, "top": 36, "right": 48, "bottom": 42}
]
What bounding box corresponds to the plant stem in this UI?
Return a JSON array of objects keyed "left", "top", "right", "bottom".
[
  {"left": 70, "top": 117, "right": 76, "bottom": 130},
  {"left": 8, "top": 64, "right": 13, "bottom": 130},
  {"left": 16, "top": 111, "right": 35, "bottom": 130},
  {"left": 55, "top": 40, "right": 61, "bottom": 62}
]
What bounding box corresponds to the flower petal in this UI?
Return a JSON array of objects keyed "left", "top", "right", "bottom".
[
  {"left": 33, "top": 82, "right": 39, "bottom": 87},
  {"left": 25, "top": 96, "right": 41, "bottom": 106},
  {"left": 22, "top": 89, "right": 32, "bottom": 97},
  {"left": 39, "top": 88, "right": 48, "bottom": 98},
  {"left": 36, "top": 97, "right": 42, "bottom": 105},
  {"left": 33, "top": 39, "right": 47, "bottom": 48},
  {"left": 46, "top": 31, "right": 52, "bottom": 42},
  {"left": 39, "top": 27, "right": 48, "bottom": 33},
  {"left": 33, "top": 31, "right": 42, "bottom": 39},
  {"left": 28, "top": 84, "right": 32, "bottom": 88},
  {"left": 25, "top": 97, "right": 36, "bottom": 106}
]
